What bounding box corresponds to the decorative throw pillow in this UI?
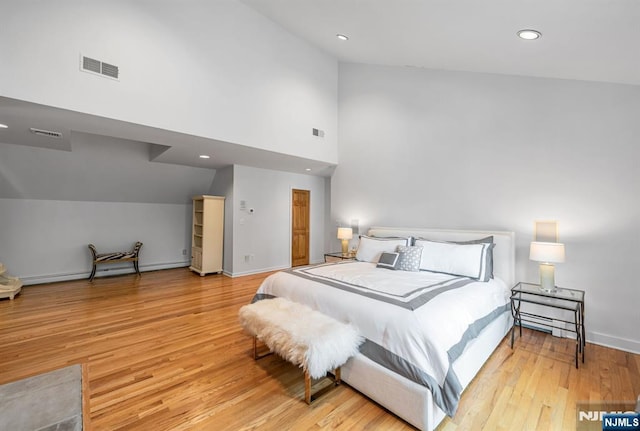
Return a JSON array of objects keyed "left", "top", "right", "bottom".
[
  {"left": 376, "top": 252, "right": 400, "bottom": 270},
  {"left": 395, "top": 245, "right": 423, "bottom": 272}
]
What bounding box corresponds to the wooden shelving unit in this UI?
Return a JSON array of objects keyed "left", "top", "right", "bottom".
[{"left": 189, "top": 195, "right": 225, "bottom": 276}]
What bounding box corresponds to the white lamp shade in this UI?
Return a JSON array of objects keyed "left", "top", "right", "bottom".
[
  {"left": 337, "top": 227, "right": 353, "bottom": 240},
  {"left": 529, "top": 241, "right": 565, "bottom": 263}
]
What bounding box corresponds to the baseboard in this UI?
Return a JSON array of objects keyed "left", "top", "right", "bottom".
[
  {"left": 20, "top": 259, "right": 326, "bottom": 284},
  {"left": 21, "top": 261, "right": 190, "bottom": 285},
  {"left": 588, "top": 331, "right": 640, "bottom": 355},
  {"left": 229, "top": 264, "right": 290, "bottom": 278},
  {"left": 519, "top": 324, "right": 639, "bottom": 354},
  {"left": 227, "top": 259, "right": 325, "bottom": 278},
  {"left": 520, "top": 322, "right": 552, "bottom": 334}
]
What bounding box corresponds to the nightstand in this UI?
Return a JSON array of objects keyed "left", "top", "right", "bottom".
[
  {"left": 510, "top": 281, "right": 585, "bottom": 368},
  {"left": 324, "top": 252, "right": 356, "bottom": 263}
]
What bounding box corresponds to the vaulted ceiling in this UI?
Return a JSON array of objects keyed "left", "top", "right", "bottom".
[{"left": 242, "top": 0, "right": 640, "bottom": 86}]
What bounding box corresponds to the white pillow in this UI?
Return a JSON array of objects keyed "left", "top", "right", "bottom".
[
  {"left": 414, "top": 239, "right": 492, "bottom": 281},
  {"left": 355, "top": 236, "right": 410, "bottom": 263}
]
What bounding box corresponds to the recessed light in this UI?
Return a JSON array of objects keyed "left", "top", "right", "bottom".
[
  {"left": 0, "top": 123, "right": 8, "bottom": 129},
  {"left": 305, "top": 168, "right": 312, "bottom": 172},
  {"left": 517, "top": 29, "right": 541, "bottom": 40},
  {"left": 199, "top": 155, "right": 210, "bottom": 159},
  {"left": 336, "top": 34, "right": 349, "bottom": 41}
]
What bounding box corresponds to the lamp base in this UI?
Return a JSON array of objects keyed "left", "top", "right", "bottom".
[
  {"left": 539, "top": 263, "right": 556, "bottom": 293},
  {"left": 341, "top": 239, "right": 349, "bottom": 255}
]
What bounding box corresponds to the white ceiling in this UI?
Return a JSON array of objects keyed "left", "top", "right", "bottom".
[{"left": 241, "top": 0, "right": 640, "bottom": 86}]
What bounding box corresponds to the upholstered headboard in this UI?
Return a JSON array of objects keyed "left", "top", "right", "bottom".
[{"left": 367, "top": 227, "right": 516, "bottom": 287}]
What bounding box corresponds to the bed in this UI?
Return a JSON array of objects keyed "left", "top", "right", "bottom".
[{"left": 252, "top": 227, "right": 515, "bottom": 431}]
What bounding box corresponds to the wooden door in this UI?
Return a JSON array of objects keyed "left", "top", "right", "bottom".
[{"left": 291, "top": 189, "right": 310, "bottom": 267}]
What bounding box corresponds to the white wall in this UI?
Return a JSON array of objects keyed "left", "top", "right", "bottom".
[
  {"left": 0, "top": 133, "right": 216, "bottom": 283},
  {"left": 335, "top": 63, "right": 640, "bottom": 353},
  {"left": 0, "top": 0, "right": 338, "bottom": 164},
  {"left": 0, "top": 199, "right": 193, "bottom": 284},
  {"left": 0, "top": 0, "right": 338, "bottom": 284},
  {"left": 231, "top": 165, "right": 326, "bottom": 276},
  {"left": 209, "top": 166, "right": 235, "bottom": 274}
]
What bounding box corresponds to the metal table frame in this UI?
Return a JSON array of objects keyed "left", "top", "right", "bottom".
[
  {"left": 510, "top": 281, "right": 585, "bottom": 368},
  {"left": 323, "top": 252, "right": 356, "bottom": 262}
]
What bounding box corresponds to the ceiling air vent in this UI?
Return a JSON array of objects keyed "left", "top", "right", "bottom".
[
  {"left": 30, "top": 128, "right": 63, "bottom": 138},
  {"left": 80, "top": 55, "right": 119, "bottom": 80}
]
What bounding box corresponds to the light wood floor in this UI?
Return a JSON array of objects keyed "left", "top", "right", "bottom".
[{"left": 1, "top": 268, "right": 638, "bottom": 430}]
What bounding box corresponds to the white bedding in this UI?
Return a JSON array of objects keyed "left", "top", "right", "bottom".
[{"left": 253, "top": 261, "right": 511, "bottom": 416}]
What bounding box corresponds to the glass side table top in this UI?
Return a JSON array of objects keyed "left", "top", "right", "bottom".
[
  {"left": 512, "top": 281, "right": 584, "bottom": 303},
  {"left": 324, "top": 252, "right": 356, "bottom": 259}
]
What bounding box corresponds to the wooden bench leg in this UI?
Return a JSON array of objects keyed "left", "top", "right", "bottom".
[
  {"left": 253, "top": 336, "right": 258, "bottom": 360},
  {"left": 133, "top": 259, "right": 141, "bottom": 276},
  {"left": 305, "top": 370, "right": 312, "bottom": 405},
  {"left": 304, "top": 367, "right": 341, "bottom": 405},
  {"left": 252, "top": 336, "right": 273, "bottom": 360},
  {"left": 251, "top": 335, "right": 339, "bottom": 405}
]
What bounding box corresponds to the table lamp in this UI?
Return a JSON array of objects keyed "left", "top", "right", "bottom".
[
  {"left": 529, "top": 241, "right": 565, "bottom": 292},
  {"left": 337, "top": 227, "right": 353, "bottom": 255}
]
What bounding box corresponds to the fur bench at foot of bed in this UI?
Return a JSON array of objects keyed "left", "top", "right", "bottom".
[
  {"left": 88, "top": 242, "right": 143, "bottom": 281},
  {"left": 238, "top": 297, "right": 364, "bottom": 404}
]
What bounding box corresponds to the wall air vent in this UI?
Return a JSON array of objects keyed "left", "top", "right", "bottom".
[
  {"left": 30, "top": 128, "right": 63, "bottom": 138},
  {"left": 100, "top": 62, "right": 119, "bottom": 79},
  {"left": 80, "top": 55, "right": 119, "bottom": 80},
  {"left": 82, "top": 56, "right": 101, "bottom": 74}
]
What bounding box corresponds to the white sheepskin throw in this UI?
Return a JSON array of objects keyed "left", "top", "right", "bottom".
[{"left": 239, "top": 298, "right": 364, "bottom": 379}]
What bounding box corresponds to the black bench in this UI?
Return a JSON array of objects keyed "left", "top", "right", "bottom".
[{"left": 88, "top": 242, "right": 143, "bottom": 281}]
